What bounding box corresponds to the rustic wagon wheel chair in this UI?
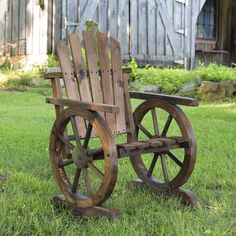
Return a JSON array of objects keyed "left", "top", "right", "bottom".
[{"left": 45, "top": 31, "right": 199, "bottom": 219}]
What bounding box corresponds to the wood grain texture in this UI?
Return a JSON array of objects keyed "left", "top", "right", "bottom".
[
  {"left": 44, "top": 67, "right": 132, "bottom": 80},
  {"left": 46, "top": 97, "right": 119, "bottom": 114},
  {"left": 52, "top": 194, "right": 121, "bottom": 220},
  {"left": 97, "top": 32, "right": 116, "bottom": 133},
  {"left": 83, "top": 30, "right": 103, "bottom": 104},
  {"left": 69, "top": 32, "right": 92, "bottom": 102},
  {"left": 131, "top": 100, "right": 197, "bottom": 192},
  {"left": 57, "top": 40, "right": 87, "bottom": 137},
  {"left": 128, "top": 180, "right": 198, "bottom": 207},
  {"left": 108, "top": 0, "right": 118, "bottom": 38},
  {"left": 110, "top": 36, "right": 126, "bottom": 133},
  {"left": 129, "top": 91, "right": 199, "bottom": 107},
  {"left": 49, "top": 106, "right": 118, "bottom": 208},
  {"left": 48, "top": 30, "right": 198, "bottom": 215},
  {"left": 2, "top": 0, "right": 206, "bottom": 67}
]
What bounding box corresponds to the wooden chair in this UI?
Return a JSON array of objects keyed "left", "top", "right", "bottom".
[{"left": 45, "top": 31, "right": 199, "bottom": 220}]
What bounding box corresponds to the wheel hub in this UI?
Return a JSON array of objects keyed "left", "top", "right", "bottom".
[{"left": 72, "top": 145, "right": 92, "bottom": 169}]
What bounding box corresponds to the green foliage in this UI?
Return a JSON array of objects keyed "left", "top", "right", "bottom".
[
  {"left": 0, "top": 67, "right": 44, "bottom": 91},
  {"left": 195, "top": 62, "right": 236, "bottom": 82},
  {"left": 46, "top": 54, "right": 59, "bottom": 68},
  {"left": 0, "top": 91, "right": 236, "bottom": 235},
  {"left": 85, "top": 20, "right": 99, "bottom": 40},
  {"left": 126, "top": 58, "right": 140, "bottom": 80},
  {"left": 0, "top": 59, "right": 11, "bottom": 71},
  {"left": 0, "top": 59, "right": 52, "bottom": 91},
  {"left": 1, "top": 69, "right": 36, "bottom": 90},
  {"left": 126, "top": 60, "right": 236, "bottom": 94}
]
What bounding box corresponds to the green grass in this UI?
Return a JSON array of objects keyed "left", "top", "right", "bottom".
[{"left": 0, "top": 91, "right": 236, "bottom": 235}]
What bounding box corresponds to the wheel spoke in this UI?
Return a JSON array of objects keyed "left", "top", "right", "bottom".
[
  {"left": 82, "top": 168, "right": 94, "bottom": 196},
  {"left": 70, "top": 117, "right": 81, "bottom": 145},
  {"left": 151, "top": 108, "right": 159, "bottom": 135},
  {"left": 71, "top": 168, "right": 81, "bottom": 193},
  {"left": 58, "top": 159, "right": 74, "bottom": 168},
  {"left": 147, "top": 153, "right": 159, "bottom": 177},
  {"left": 83, "top": 123, "right": 93, "bottom": 148},
  {"left": 161, "top": 114, "right": 173, "bottom": 136},
  {"left": 138, "top": 124, "right": 152, "bottom": 139},
  {"left": 57, "top": 134, "right": 74, "bottom": 150},
  {"left": 87, "top": 162, "right": 104, "bottom": 181},
  {"left": 160, "top": 154, "right": 171, "bottom": 191},
  {"left": 167, "top": 151, "right": 183, "bottom": 167}
]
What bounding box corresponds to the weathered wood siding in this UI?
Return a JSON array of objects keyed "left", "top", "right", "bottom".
[
  {"left": 0, "top": 0, "right": 48, "bottom": 59},
  {"left": 0, "top": 0, "right": 208, "bottom": 67}
]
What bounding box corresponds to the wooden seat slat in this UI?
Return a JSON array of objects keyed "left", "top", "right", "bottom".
[
  {"left": 144, "top": 139, "right": 163, "bottom": 147},
  {"left": 157, "top": 138, "right": 176, "bottom": 146},
  {"left": 169, "top": 136, "right": 189, "bottom": 144},
  {"left": 117, "top": 137, "right": 182, "bottom": 157},
  {"left": 168, "top": 136, "right": 190, "bottom": 147},
  {"left": 117, "top": 142, "right": 149, "bottom": 151},
  {"left": 117, "top": 143, "right": 136, "bottom": 151}
]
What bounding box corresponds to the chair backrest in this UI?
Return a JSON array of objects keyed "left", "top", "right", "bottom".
[{"left": 57, "top": 31, "right": 132, "bottom": 138}]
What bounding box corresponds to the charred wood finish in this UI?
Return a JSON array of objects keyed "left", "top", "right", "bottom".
[
  {"left": 47, "top": 31, "right": 198, "bottom": 219},
  {"left": 130, "top": 91, "right": 199, "bottom": 107},
  {"left": 131, "top": 100, "right": 196, "bottom": 194},
  {"left": 50, "top": 106, "right": 118, "bottom": 208}
]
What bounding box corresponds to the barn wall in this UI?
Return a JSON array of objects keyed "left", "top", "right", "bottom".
[
  {"left": 56, "top": 0, "right": 188, "bottom": 66},
  {"left": 0, "top": 0, "right": 48, "bottom": 64},
  {"left": 0, "top": 0, "right": 220, "bottom": 68}
]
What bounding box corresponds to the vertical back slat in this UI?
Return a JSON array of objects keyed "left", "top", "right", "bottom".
[
  {"left": 123, "top": 73, "right": 136, "bottom": 140},
  {"left": 83, "top": 30, "right": 103, "bottom": 104},
  {"left": 110, "top": 37, "right": 126, "bottom": 134},
  {"left": 97, "top": 32, "right": 116, "bottom": 133},
  {"left": 57, "top": 40, "right": 87, "bottom": 137},
  {"left": 69, "top": 32, "right": 92, "bottom": 103}
]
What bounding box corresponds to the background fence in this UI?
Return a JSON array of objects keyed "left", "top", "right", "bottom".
[{"left": 0, "top": 0, "right": 207, "bottom": 67}]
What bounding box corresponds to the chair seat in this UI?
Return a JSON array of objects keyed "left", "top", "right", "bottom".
[{"left": 117, "top": 136, "right": 189, "bottom": 157}]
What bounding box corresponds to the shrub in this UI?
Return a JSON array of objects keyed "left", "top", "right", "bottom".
[
  {"left": 46, "top": 54, "right": 59, "bottom": 68},
  {"left": 0, "top": 62, "right": 46, "bottom": 90},
  {"left": 195, "top": 62, "right": 236, "bottom": 82},
  {"left": 127, "top": 60, "right": 236, "bottom": 94}
]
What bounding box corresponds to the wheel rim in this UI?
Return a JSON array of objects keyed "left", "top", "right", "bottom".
[
  {"left": 50, "top": 107, "right": 118, "bottom": 208},
  {"left": 131, "top": 101, "right": 196, "bottom": 193}
]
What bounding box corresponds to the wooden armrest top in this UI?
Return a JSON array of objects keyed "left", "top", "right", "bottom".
[
  {"left": 45, "top": 67, "right": 132, "bottom": 79},
  {"left": 46, "top": 97, "right": 120, "bottom": 113},
  {"left": 129, "top": 91, "right": 199, "bottom": 107},
  {"left": 44, "top": 67, "right": 62, "bottom": 79}
]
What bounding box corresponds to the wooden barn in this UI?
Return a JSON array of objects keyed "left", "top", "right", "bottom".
[{"left": 0, "top": 0, "right": 235, "bottom": 68}]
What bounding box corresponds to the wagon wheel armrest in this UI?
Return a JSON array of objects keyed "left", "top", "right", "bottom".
[
  {"left": 129, "top": 91, "right": 199, "bottom": 107},
  {"left": 45, "top": 97, "right": 120, "bottom": 113}
]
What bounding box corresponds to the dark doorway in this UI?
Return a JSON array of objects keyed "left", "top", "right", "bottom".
[{"left": 195, "top": 0, "right": 232, "bottom": 66}]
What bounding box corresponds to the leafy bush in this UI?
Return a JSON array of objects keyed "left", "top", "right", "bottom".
[
  {"left": 127, "top": 60, "right": 236, "bottom": 94},
  {"left": 0, "top": 59, "right": 11, "bottom": 71},
  {"left": 46, "top": 54, "right": 59, "bottom": 68},
  {"left": 0, "top": 61, "right": 47, "bottom": 91},
  {"left": 195, "top": 62, "right": 236, "bottom": 82}
]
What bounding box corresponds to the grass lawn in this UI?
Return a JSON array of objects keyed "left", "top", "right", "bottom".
[{"left": 0, "top": 91, "right": 236, "bottom": 235}]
